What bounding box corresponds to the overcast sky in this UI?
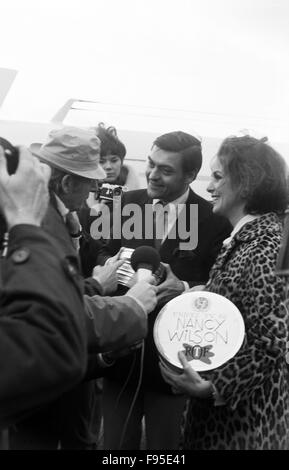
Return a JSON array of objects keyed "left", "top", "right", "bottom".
[{"left": 1, "top": 0, "right": 289, "bottom": 141}]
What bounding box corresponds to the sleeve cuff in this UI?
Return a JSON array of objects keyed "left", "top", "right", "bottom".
[
  {"left": 211, "top": 383, "right": 226, "bottom": 407},
  {"left": 97, "top": 353, "right": 115, "bottom": 368},
  {"left": 125, "top": 293, "right": 147, "bottom": 316}
]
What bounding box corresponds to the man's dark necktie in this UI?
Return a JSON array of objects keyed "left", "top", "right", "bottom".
[{"left": 153, "top": 201, "right": 168, "bottom": 252}]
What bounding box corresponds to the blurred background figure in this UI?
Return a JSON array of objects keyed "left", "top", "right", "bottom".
[{"left": 160, "top": 135, "right": 289, "bottom": 450}]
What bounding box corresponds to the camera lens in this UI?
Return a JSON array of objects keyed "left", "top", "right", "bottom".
[
  {"left": 0, "top": 137, "right": 19, "bottom": 175},
  {"left": 113, "top": 187, "right": 122, "bottom": 197}
]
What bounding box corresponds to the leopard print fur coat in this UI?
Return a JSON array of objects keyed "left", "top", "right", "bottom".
[{"left": 181, "top": 212, "right": 289, "bottom": 450}]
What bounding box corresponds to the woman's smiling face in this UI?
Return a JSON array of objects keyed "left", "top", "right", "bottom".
[{"left": 207, "top": 155, "right": 245, "bottom": 225}]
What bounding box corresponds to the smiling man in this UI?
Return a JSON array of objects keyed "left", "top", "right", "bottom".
[
  {"left": 147, "top": 145, "right": 194, "bottom": 201},
  {"left": 98, "top": 130, "right": 232, "bottom": 450}
]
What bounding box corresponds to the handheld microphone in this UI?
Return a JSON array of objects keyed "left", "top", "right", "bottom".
[
  {"left": 131, "top": 246, "right": 161, "bottom": 282},
  {"left": 276, "top": 211, "right": 289, "bottom": 277},
  {"left": 98, "top": 341, "right": 144, "bottom": 367}
]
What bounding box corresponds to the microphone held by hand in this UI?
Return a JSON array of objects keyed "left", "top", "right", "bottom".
[
  {"left": 98, "top": 341, "right": 144, "bottom": 367},
  {"left": 131, "top": 246, "right": 161, "bottom": 282}
]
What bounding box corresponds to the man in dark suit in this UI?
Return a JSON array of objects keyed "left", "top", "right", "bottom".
[{"left": 98, "top": 131, "right": 232, "bottom": 449}]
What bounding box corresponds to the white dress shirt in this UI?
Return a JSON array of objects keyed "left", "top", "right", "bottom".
[
  {"left": 153, "top": 188, "right": 190, "bottom": 292},
  {"left": 153, "top": 188, "right": 190, "bottom": 242}
]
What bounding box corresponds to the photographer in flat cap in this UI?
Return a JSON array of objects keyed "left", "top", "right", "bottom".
[
  {"left": 0, "top": 143, "right": 88, "bottom": 446},
  {"left": 9, "top": 127, "right": 157, "bottom": 450}
]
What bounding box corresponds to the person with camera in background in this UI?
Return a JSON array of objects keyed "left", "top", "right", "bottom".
[
  {"left": 79, "top": 123, "right": 141, "bottom": 277},
  {"left": 0, "top": 143, "right": 88, "bottom": 449},
  {"left": 8, "top": 127, "right": 157, "bottom": 450},
  {"left": 96, "top": 122, "right": 140, "bottom": 188}
]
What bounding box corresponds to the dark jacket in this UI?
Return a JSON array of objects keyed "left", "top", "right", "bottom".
[
  {"left": 8, "top": 198, "right": 148, "bottom": 449},
  {"left": 0, "top": 224, "right": 87, "bottom": 430}
]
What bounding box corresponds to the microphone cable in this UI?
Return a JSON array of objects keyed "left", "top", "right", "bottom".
[
  {"left": 98, "top": 341, "right": 144, "bottom": 448},
  {"left": 118, "top": 340, "right": 145, "bottom": 450}
]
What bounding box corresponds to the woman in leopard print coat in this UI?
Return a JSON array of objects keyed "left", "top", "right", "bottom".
[{"left": 160, "top": 135, "right": 289, "bottom": 449}]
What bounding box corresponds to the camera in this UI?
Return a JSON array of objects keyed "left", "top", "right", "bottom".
[
  {"left": 0, "top": 137, "right": 19, "bottom": 175},
  {"left": 98, "top": 183, "right": 126, "bottom": 202},
  {"left": 0, "top": 137, "right": 19, "bottom": 238}
]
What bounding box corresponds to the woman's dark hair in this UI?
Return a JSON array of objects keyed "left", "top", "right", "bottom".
[
  {"left": 95, "top": 123, "right": 126, "bottom": 160},
  {"left": 153, "top": 131, "right": 202, "bottom": 174},
  {"left": 217, "top": 135, "right": 289, "bottom": 215}
]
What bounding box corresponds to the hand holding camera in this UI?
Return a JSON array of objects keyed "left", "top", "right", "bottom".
[{"left": 0, "top": 141, "right": 51, "bottom": 229}]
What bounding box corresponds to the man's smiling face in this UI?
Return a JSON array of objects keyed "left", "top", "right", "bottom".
[{"left": 146, "top": 145, "right": 191, "bottom": 203}]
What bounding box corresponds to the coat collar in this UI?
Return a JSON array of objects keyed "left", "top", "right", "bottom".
[
  {"left": 211, "top": 212, "right": 282, "bottom": 271},
  {"left": 234, "top": 212, "right": 282, "bottom": 243}
]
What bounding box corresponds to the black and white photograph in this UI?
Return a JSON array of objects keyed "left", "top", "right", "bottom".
[{"left": 0, "top": 0, "right": 289, "bottom": 454}]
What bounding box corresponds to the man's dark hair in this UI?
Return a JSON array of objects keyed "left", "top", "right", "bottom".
[
  {"left": 153, "top": 131, "right": 202, "bottom": 174},
  {"left": 218, "top": 135, "right": 289, "bottom": 215},
  {"left": 95, "top": 123, "right": 126, "bottom": 160}
]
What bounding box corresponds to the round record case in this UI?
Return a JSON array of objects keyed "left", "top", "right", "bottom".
[{"left": 154, "top": 291, "right": 245, "bottom": 372}]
